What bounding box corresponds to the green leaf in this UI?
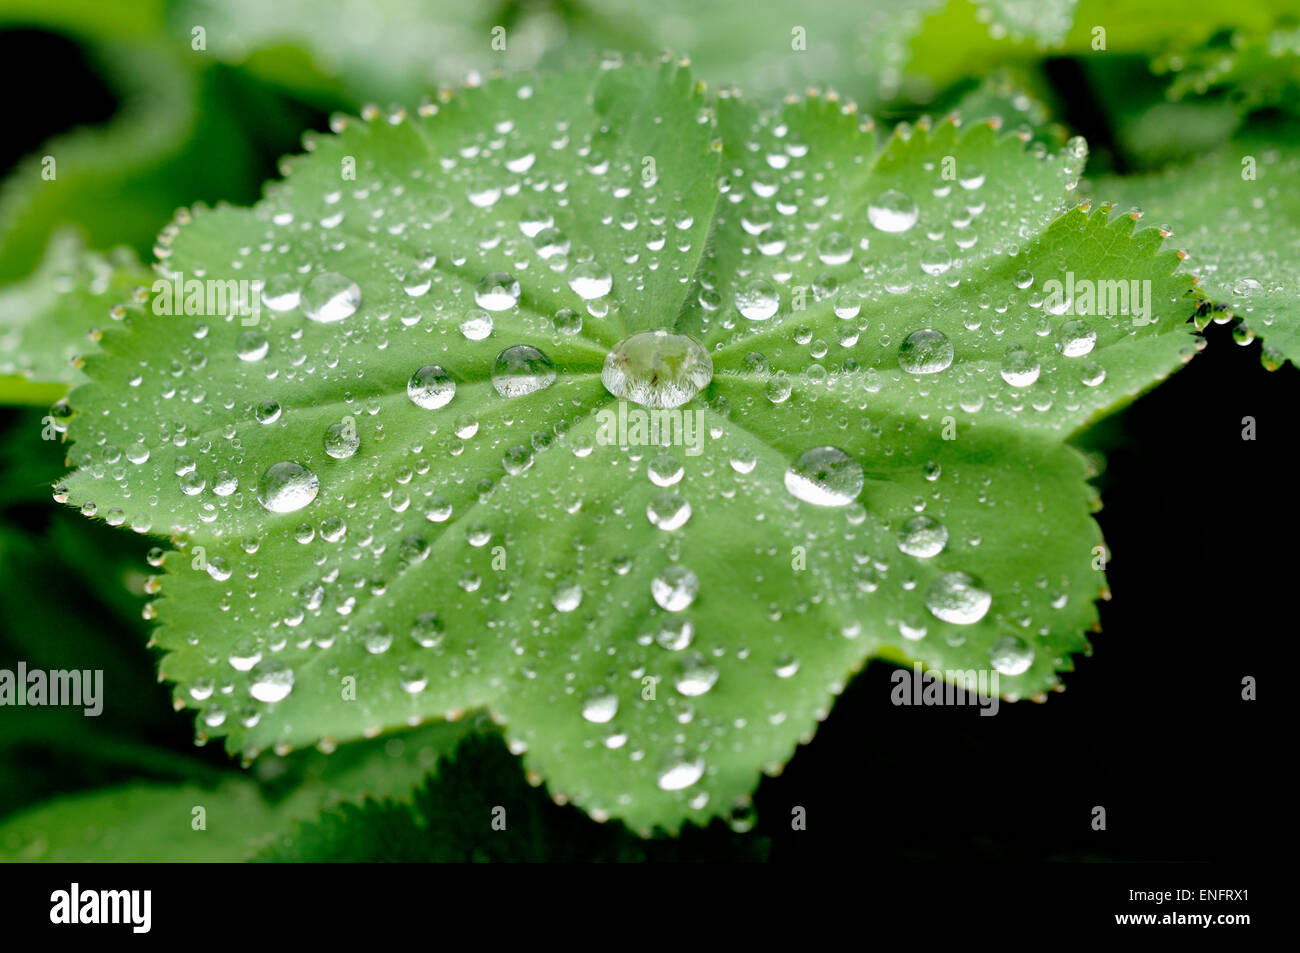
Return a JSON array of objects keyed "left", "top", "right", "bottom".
[
  {"left": 0, "top": 720, "right": 478, "bottom": 861},
  {"left": 258, "top": 732, "right": 767, "bottom": 861},
  {"left": 908, "top": 0, "right": 1300, "bottom": 95},
  {"left": 61, "top": 61, "right": 1201, "bottom": 834},
  {"left": 1091, "top": 120, "right": 1300, "bottom": 368},
  {"left": 0, "top": 229, "right": 150, "bottom": 404}
]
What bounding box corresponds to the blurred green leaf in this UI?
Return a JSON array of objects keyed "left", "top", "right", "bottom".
[
  {"left": 0, "top": 719, "right": 480, "bottom": 860},
  {"left": 258, "top": 732, "right": 767, "bottom": 861},
  {"left": 1090, "top": 118, "right": 1300, "bottom": 368},
  {"left": 0, "top": 229, "right": 151, "bottom": 404}
]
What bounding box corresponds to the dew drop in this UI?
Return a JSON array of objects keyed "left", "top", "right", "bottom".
[
  {"left": 491, "top": 345, "right": 555, "bottom": 397},
  {"left": 898, "top": 328, "right": 954, "bottom": 374},
  {"left": 301, "top": 272, "right": 361, "bottom": 323},
  {"left": 407, "top": 365, "right": 456, "bottom": 409},
  {"left": 475, "top": 272, "right": 520, "bottom": 311},
  {"left": 924, "top": 571, "right": 992, "bottom": 625},
  {"left": 784, "top": 447, "right": 863, "bottom": 507},
  {"left": 257, "top": 462, "right": 318, "bottom": 513},
  {"left": 868, "top": 189, "right": 919, "bottom": 232},
  {"left": 602, "top": 330, "right": 712, "bottom": 409}
]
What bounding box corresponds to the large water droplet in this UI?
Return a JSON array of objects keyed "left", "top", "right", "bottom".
[
  {"left": 249, "top": 659, "right": 294, "bottom": 702},
  {"left": 989, "top": 635, "right": 1033, "bottom": 675},
  {"left": 784, "top": 447, "right": 863, "bottom": 507},
  {"left": 602, "top": 330, "right": 713, "bottom": 409},
  {"left": 868, "top": 189, "right": 919, "bottom": 232},
  {"left": 301, "top": 272, "right": 360, "bottom": 323},
  {"left": 924, "top": 571, "right": 992, "bottom": 625},
  {"left": 581, "top": 687, "right": 619, "bottom": 723},
  {"left": 734, "top": 278, "right": 779, "bottom": 320},
  {"left": 657, "top": 750, "right": 705, "bottom": 791},
  {"left": 652, "top": 565, "right": 699, "bottom": 612},
  {"left": 1000, "top": 345, "right": 1041, "bottom": 387},
  {"left": 898, "top": 515, "right": 948, "bottom": 558},
  {"left": 568, "top": 261, "right": 613, "bottom": 299},
  {"left": 475, "top": 272, "right": 520, "bottom": 311},
  {"left": 898, "top": 328, "right": 954, "bottom": 374},
  {"left": 257, "top": 462, "right": 318, "bottom": 513},
  {"left": 491, "top": 345, "right": 555, "bottom": 397},
  {"left": 407, "top": 365, "right": 456, "bottom": 409}
]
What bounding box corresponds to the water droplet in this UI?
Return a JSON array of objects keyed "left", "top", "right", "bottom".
[
  {"left": 1000, "top": 345, "right": 1041, "bottom": 387},
  {"left": 647, "top": 492, "right": 692, "bottom": 531},
  {"left": 734, "top": 278, "right": 779, "bottom": 320},
  {"left": 602, "top": 330, "right": 712, "bottom": 409},
  {"left": 249, "top": 659, "right": 294, "bottom": 702},
  {"left": 257, "top": 462, "right": 318, "bottom": 513},
  {"left": 989, "top": 635, "right": 1033, "bottom": 675},
  {"left": 491, "top": 345, "right": 555, "bottom": 397},
  {"left": 675, "top": 653, "right": 719, "bottom": 696},
  {"left": 236, "top": 330, "right": 269, "bottom": 361},
  {"left": 924, "top": 571, "right": 992, "bottom": 625},
  {"left": 868, "top": 189, "right": 919, "bottom": 232},
  {"left": 1080, "top": 361, "right": 1106, "bottom": 386},
  {"left": 475, "top": 272, "right": 520, "bottom": 311},
  {"left": 460, "top": 310, "right": 493, "bottom": 340},
  {"left": 581, "top": 687, "right": 619, "bottom": 723},
  {"left": 551, "top": 579, "right": 583, "bottom": 612},
  {"left": 647, "top": 452, "right": 684, "bottom": 487},
  {"left": 407, "top": 365, "right": 456, "bottom": 409},
  {"left": 324, "top": 421, "right": 360, "bottom": 459},
  {"left": 1055, "top": 319, "right": 1096, "bottom": 357},
  {"left": 568, "top": 261, "right": 613, "bottom": 299},
  {"left": 898, "top": 515, "right": 948, "bottom": 558},
  {"left": 652, "top": 565, "right": 699, "bottom": 612},
  {"left": 784, "top": 447, "right": 863, "bottom": 507},
  {"left": 898, "top": 328, "right": 954, "bottom": 374},
  {"left": 301, "top": 272, "right": 360, "bottom": 323},
  {"left": 657, "top": 749, "right": 705, "bottom": 790}
]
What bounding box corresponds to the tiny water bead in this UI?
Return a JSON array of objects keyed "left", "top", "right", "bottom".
[
  {"left": 256, "top": 462, "right": 318, "bottom": 514},
  {"left": 601, "top": 330, "right": 713, "bottom": 409},
  {"left": 407, "top": 365, "right": 456, "bottom": 409},
  {"left": 897, "top": 328, "right": 955, "bottom": 375},
  {"left": 784, "top": 447, "right": 864, "bottom": 507},
  {"left": 474, "top": 272, "right": 521, "bottom": 311},
  {"left": 491, "top": 345, "right": 556, "bottom": 397},
  {"left": 867, "top": 189, "right": 919, "bottom": 232},
  {"left": 924, "top": 572, "right": 992, "bottom": 625},
  {"left": 300, "top": 272, "right": 361, "bottom": 323}
]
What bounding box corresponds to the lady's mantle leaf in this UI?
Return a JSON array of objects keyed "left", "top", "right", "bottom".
[
  {"left": 61, "top": 61, "right": 1198, "bottom": 833},
  {"left": 1092, "top": 120, "right": 1300, "bottom": 369},
  {"left": 0, "top": 229, "right": 150, "bottom": 405}
]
